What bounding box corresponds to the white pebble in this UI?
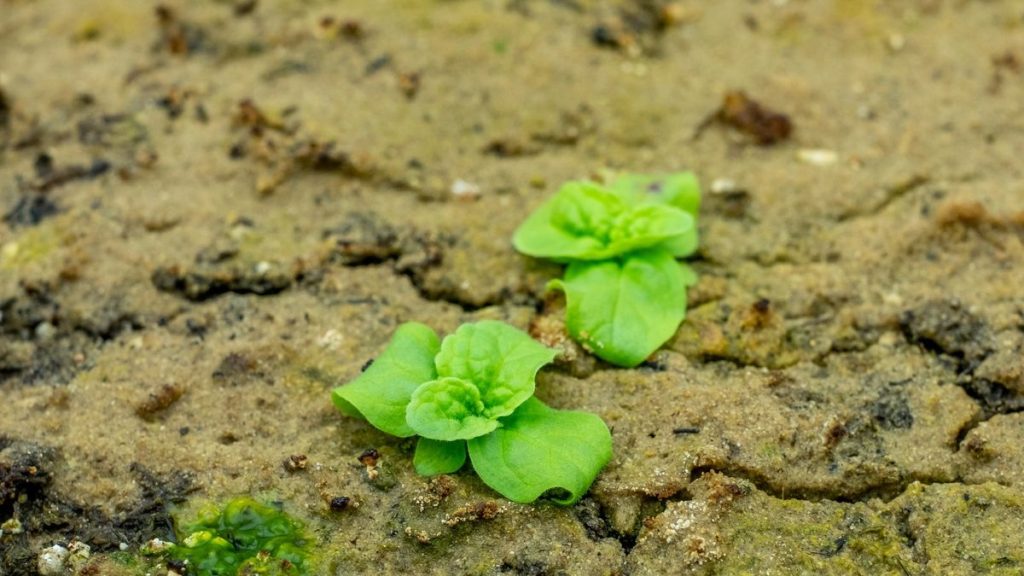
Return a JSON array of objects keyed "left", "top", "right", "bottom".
[
  {"left": 37, "top": 544, "right": 69, "bottom": 576},
  {"left": 797, "top": 148, "right": 838, "bottom": 166},
  {"left": 450, "top": 179, "right": 481, "bottom": 199},
  {"left": 710, "top": 178, "right": 739, "bottom": 194}
]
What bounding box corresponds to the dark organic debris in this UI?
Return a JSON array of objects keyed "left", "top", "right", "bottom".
[
  {"left": 0, "top": 440, "right": 56, "bottom": 518},
  {"left": 358, "top": 448, "right": 380, "bottom": 468},
  {"left": 135, "top": 383, "right": 186, "bottom": 421},
  {"left": 155, "top": 4, "right": 207, "bottom": 56},
  {"left": 482, "top": 138, "right": 540, "bottom": 158},
  {"left": 698, "top": 90, "right": 793, "bottom": 145},
  {"left": 443, "top": 501, "right": 501, "bottom": 526},
  {"left": 901, "top": 299, "right": 992, "bottom": 368},
  {"left": 318, "top": 17, "right": 366, "bottom": 42},
  {"left": 284, "top": 454, "right": 308, "bottom": 472},
  {"left": 590, "top": 1, "right": 694, "bottom": 55},
  {"left": 3, "top": 194, "right": 60, "bottom": 227},
  {"left": 871, "top": 387, "right": 914, "bottom": 430},
  {"left": 230, "top": 99, "right": 381, "bottom": 194},
  {"left": 0, "top": 324, "right": 97, "bottom": 387},
  {"left": 0, "top": 87, "right": 11, "bottom": 133},
  {"left": 574, "top": 498, "right": 609, "bottom": 541},
  {"left": 151, "top": 264, "right": 294, "bottom": 301},
  {"left": 323, "top": 212, "right": 401, "bottom": 265},
  {"left": 1, "top": 442, "right": 192, "bottom": 563},
  {"left": 234, "top": 0, "right": 258, "bottom": 17},
  {"left": 329, "top": 496, "right": 351, "bottom": 511},
  {"left": 212, "top": 351, "right": 270, "bottom": 386},
  {"left": 705, "top": 187, "right": 751, "bottom": 219},
  {"left": 960, "top": 378, "right": 1024, "bottom": 418},
  {"left": 233, "top": 98, "right": 293, "bottom": 134},
  {"left": 398, "top": 71, "right": 421, "bottom": 99},
  {"left": 15, "top": 152, "right": 112, "bottom": 195},
  {"left": 988, "top": 51, "right": 1021, "bottom": 94},
  {"left": 365, "top": 54, "right": 392, "bottom": 76}
]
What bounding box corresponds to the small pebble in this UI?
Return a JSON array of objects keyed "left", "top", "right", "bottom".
[
  {"left": 284, "top": 453, "right": 308, "bottom": 472},
  {"left": 796, "top": 148, "right": 838, "bottom": 166},
  {"left": 710, "top": 178, "right": 739, "bottom": 193},
  {"left": 450, "top": 179, "right": 481, "bottom": 200},
  {"left": 330, "top": 496, "right": 351, "bottom": 511},
  {"left": 34, "top": 322, "right": 56, "bottom": 341},
  {"left": 37, "top": 544, "right": 69, "bottom": 576}
]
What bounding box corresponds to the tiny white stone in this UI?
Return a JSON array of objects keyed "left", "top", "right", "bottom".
[
  {"left": 254, "top": 261, "right": 272, "bottom": 275},
  {"left": 797, "top": 148, "right": 838, "bottom": 166},
  {"left": 34, "top": 322, "right": 56, "bottom": 341},
  {"left": 141, "top": 538, "right": 173, "bottom": 554},
  {"left": 37, "top": 544, "right": 69, "bottom": 576},
  {"left": 317, "top": 329, "right": 343, "bottom": 349},
  {"left": 710, "top": 178, "right": 738, "bottom": 194},
  {"left": 450, "top": 179, "right": 481, "bottom": 199}
]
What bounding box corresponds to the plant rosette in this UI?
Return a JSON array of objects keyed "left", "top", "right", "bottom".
[
  {"left": 513, "top": 172, "right": 701, "bottom": 367},
  {"left": 332, "top": 321, "right": 612, "bottom": 505}
]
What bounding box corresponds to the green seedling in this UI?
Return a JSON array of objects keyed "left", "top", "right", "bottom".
[
  {"left": 167, "top": 498, "right": 311, "bottom": 575},
  {"left": 333, "top": 321, "right": 612, "bottom": 504},
  {"left": 513, "top": 172, "right": 701, "bottom": 367}
]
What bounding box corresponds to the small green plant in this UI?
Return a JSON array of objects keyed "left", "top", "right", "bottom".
[
  {"left": 332, "top": 321, "right": 612, "bottom": 504},
  {"left": 513, "top": 172, "right": 701, "bottom": 367},
  {"left": 167, "top": 498, "right": 311, "bottom": 575}
]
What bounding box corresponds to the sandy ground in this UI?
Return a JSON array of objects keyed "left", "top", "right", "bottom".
[{"left": 2, "top": 0, "right": 1024, "bottom": 574}]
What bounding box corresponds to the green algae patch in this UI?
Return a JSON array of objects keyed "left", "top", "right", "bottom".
[
  {"left": 0, "top": 221, "right": 62, "bottom": 271},
  {"left": 170, "top": 498, "right": 312, "bottom": 576},
  {"left": 892, "top": 481, "right": 1024, "bottom": 575}
]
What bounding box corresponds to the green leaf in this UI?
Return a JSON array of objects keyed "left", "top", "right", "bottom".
[
  {"left": 608, "top": 203, "right": 695, "bottom": 257},
  {"left": 548, "top": 181, "right": 626, "bottom": 239},
  {"left": 514, "top": 180, "right": 695, "bottom": 261},
  {"left": 610, "top": 172, "right": 701, "bottom": 257},
  {"left": 414, "top": 438, "right": 467, "bottom": 476},
  {"left": 331, "top": 322, "right": 439, "bottom": 437},
  {"left": 550, "top": 249, "right": 689, "bottom": 367},
  {"left": 406, "top": 377, "right": 499, "bottom": 441},
  {"left": 609, "top": 172, "right": 701, "bottom": 216},
  {"left": 434, "top": 321, "right": 556, "bottom": 420},
  {"left": 467, "top": 397, "right": 612, "bottom": 505},
  {"left": 513, "top": 181, "right": 622, "bottom": 262}
]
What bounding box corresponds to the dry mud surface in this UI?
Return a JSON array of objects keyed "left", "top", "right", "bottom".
[{"left": 2, "top": 1, "right": 1024, "bottom": 574}]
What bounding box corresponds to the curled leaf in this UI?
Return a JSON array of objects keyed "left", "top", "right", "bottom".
[
  {"left": 514, "top": 180, "right": 695, "bottom": 261},
  {"left": 406, "top": 377, "right": 498, "bottom": 441}
]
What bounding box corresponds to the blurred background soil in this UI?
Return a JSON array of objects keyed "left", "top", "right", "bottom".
[{"left": 1, "top": 0, "right": 1023, "bottom": 574}]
